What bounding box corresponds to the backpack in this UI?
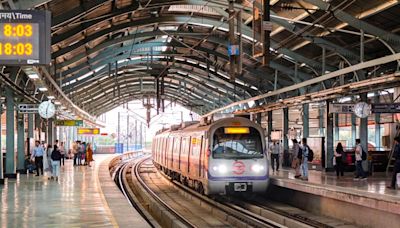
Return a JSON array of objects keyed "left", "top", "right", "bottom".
[
  {"left": 361, "top": 148, "right": 367, "bottom": 160},
  {"left": 307, "top": 146, "right": 314, "bottom": 162},
  {"left": 297, "top": 146, "right": 302, "bottom": 159},
  {"left": 51, "top": 149, "right": 61, "bottom": 161}
]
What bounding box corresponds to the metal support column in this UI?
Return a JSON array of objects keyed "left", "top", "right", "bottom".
[
  {"left": 126, "top": 114, "right": 129, "bottom": 152},
  {"left": 374, "top": 94, "right": 381, "bottom": 149},
  {"left": 334, "top": 113, "right": 339, "bottom": 144},
  {"left": 360, "top": 30, "right": 364, "bottom": 63},
  {"left": 322, "top": 47, "right": 326, "bottom": 75},
  {"left": 302, "top": 103, "right": 309, "bottom": 138},
  {"left": 135, "top": 120, "right": 137, "bottom": 150},
  {"left": 360, "top": 93, "right": 368, "bottom": 171},
  {"left": 5, "top": 88, "right": 16, "bottom": 178},
  {"left": 236, "top": 10, "right": 242, "bottom": 75},
  {"left": 28, "top": 114, "right": 34, "bottom": 138},
  {"left": 117, "top": 112, "right": 120, "bottom": 144},
  {"left": 283, "top": 108, "right": 289, "bottom": 152},
  {"left": 48, "top": 120, "right": 53, "bottom": 145},
  {"left": 228, "top": 0, "right": 236, "bottom": 82},
  {"left": 263, "top": 0, "right": 270, "bottom": 66},
  {"left": 0, "top": 102, "right": 4, "bottom": 183},
  {"left": 267, "top": 111, "right": 272, "bottom": 143},
  {"left": 17, "top": 113, "right": 25, "bottom": 173},
  {"left": 351, "top": 114, "right": 357, "bottom": 147},
  {"left": 325, "top": 101, "right": 334, "bottom": 170},
  {"left": 319, "top": 107, "right": 325, "bottom": 136}
]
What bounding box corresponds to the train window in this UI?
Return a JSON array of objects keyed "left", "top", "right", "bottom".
[{"left": 212, "top": 127, "right": 263, "bottom": 159}]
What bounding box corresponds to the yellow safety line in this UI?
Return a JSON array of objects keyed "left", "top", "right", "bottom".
[{"left": 95, "top": 156, "right": 119, "bottom": 228}]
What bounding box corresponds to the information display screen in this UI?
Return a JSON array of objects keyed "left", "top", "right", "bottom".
[{"left": 0, "top": 10, "right": 50, "bottom": 65}]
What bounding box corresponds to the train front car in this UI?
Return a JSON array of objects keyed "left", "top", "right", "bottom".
[{"left": 207, "top": 117, "right": 269, "bottom": 195}]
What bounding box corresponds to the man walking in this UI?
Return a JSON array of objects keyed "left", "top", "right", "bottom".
[
  {"left": 388, "top": 137, "right": 400, "bottom": 189},
  {"left": 31, "top": 141, "right": 44, "bottom": 176},
  {"left": 354, "top": 139, "right": 367, "bottom": 180}
]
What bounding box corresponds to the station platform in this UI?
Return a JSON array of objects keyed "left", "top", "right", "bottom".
[
  {"left": 269, "top": 168, "right": 400, "bottom": 227},
  {"left": 0, "top": 155, "right": 150, "bottom": 228}
]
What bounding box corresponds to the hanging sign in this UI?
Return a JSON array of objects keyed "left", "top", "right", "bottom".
[
  {"left": 18, "top": 103, "right": 38, "bottom": 113},
  {"left": 328, "top": 103, "right": 354, "bottom": 114},
  {"left": 371, "top": 103, "right": 400, "bottom": 113},
  {"left": 55, "top": 119, "right": 83, "bottom": 126},
  {"left": 77, "top": 128, "right": 100, "bottom": 135}
]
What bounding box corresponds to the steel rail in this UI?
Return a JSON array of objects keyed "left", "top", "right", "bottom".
[
  {"left": 134, "top": 157, "right": 197, "bottom": 228},
  {"left": 154, "top": 162, "right": 283, "bottom": 228},
  {"left": 116, "top": 162, "right": 156, "bottom": 228}
]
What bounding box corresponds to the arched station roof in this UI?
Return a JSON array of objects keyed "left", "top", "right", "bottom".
[{"left": 2, "top": 0, "right": 400, "bottom": 116}]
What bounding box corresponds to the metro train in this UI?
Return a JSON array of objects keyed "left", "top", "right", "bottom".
[{"left": 152, "top": 117, "right": 269, "bottom": 195}]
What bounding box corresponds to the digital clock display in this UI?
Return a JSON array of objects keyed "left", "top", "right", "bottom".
[
  {"left": 0, "top": 23, "right": 39, "bottom": 59},
  {"left": 0, "top": 10, "right": 50, "bottom": 65}
]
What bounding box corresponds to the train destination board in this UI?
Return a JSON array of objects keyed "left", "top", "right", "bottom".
[{"left": 0, "top": 10, "right": 51, "bottom": 65}]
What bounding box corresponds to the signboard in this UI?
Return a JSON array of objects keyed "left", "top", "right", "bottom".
[
  {"left": 228, "top": 44, "right": 239, "bottom": 55},
  {"left": 262, "top": 21, "right": 273, "bottom": 31},
  {"left": 77, "top": 128, "right": 100, "bottom": 135},
  {"left": 328, "top": 103, "right": 354, "bottom": 114},
  {"left": 18, "top": 103, "right": 38, "bottom": 113},
  {"left": 0, "top": 10, "right": 51, "bottom": 65},
  {"left": 55, "top": 119, "right": 83, "bottom": 127},
  {"left": 372, "top": 103, "right": 400, "bottom": 113},
  {"left": 271, "top": 131, "right": 281, "bottom": 141}
]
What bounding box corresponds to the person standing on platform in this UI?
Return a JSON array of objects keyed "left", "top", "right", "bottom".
[
  {"left": 44, "top": 144, "right": 53, "bottom": 179},
  {"left": 300, "top": 138, "right": 309, "bottom": 181},
  {"left": 72, "top": 141, "right": 78, "bottom": 166},
  {"left": 354, "top": 139, "right": 367, "bottom": 180},
  {"left": 270, "top": 142, "right": 280, "bottom": 172},
  {"left": 51, "top": 145, "right": 62, "bottom": 181},
  {"left": 86, "top": 143, "right": 94, "bottom": 167},
  {"left": 31, "top": 141, "right": 44, "bottom": 176},
  {"left": 335, "top": 143, "right": 345, "bottom": 178},
  {"left": 291, "top": 139, "right": 301, "bottom": 178},
  {"left": 59, "top": 142, "right": 65, "bottom": 166},
  {"left": 388, "top": 137, "right": 400, "bottom": 189}
]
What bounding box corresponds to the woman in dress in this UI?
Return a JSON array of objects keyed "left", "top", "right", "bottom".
[
  {"left": 86, "top": 143, "right": 94, "bottom": 167},
  {"left": 43, "top": 144, "right": 53, "bottom": 179},
  {"left": 334, "top": 142, "right": 345, "bottom": 178}
]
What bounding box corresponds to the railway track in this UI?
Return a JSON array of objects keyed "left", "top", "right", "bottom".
[{"left": 113, "top": 155, "right": 354, "bottom": 228}]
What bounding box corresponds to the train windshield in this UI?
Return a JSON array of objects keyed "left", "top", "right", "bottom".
[{"left": 212, "top": 127, "right": 263, "bottom": 159}]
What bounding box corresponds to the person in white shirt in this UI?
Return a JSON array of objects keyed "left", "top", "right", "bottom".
[
  {"left": 270, "top": 142, "right": 280, "bottom": 172},
  {"left": 354, "top": 139, "right": 367, "bottom": 180}
]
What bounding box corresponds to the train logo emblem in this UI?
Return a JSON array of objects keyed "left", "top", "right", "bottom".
[{"left": 232, "top": 161, "right": 245, "bottom": 175}]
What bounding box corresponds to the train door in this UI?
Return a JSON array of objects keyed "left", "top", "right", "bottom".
[
  {"left": 174, "top": 137, "right": 181, "bottom": 171},
  {"left": 187, "top": 136, "right": 192, "bottom": 174},
  {"left": 168, "top": 138, "right": 174, "bottom": 169},
  {"left": 198, "top": 136, "right": 203, "bottom": 178},
  {"left": 201, "top": 138, "right": 209, "bottom": 178}
]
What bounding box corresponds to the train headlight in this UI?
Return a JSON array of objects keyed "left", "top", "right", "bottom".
[
  {"left": 212, "top": 164, "right": 228, "bottom": 174},
  {"left": 251, "top": 164, "right": 264, "bottom": 173}
]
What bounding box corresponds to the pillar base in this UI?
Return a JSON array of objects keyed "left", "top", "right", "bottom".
[
  {"left": 4, "top": 173, "right": 17, "bottom": 178},
  {"left": 17, "top": 169, "right": 27, "bottom": 174},
  {"left": 0, "top": 178, "right": 4, "bottom": 184}
]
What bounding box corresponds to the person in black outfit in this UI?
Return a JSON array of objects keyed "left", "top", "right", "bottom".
[
  {"left": 334, "top": 142, "right": 345, "bottom": 178},
  {"left": 388, "top": 137, "right": 400, "bottom": 189}
]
